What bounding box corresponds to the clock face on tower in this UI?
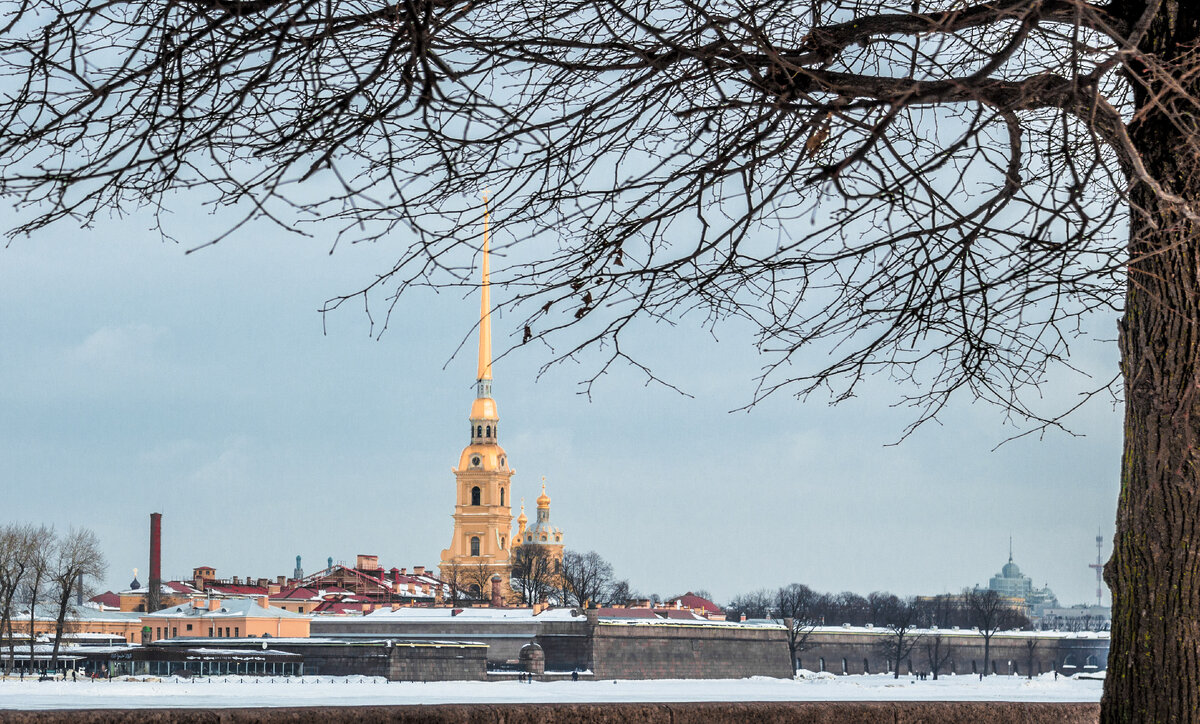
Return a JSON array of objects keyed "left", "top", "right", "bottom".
[{"left": 471, "top": 455, "right": 482, "bottom": 467}]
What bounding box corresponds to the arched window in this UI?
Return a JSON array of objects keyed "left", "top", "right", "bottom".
[
  {"left": 470, "top": 537, "right": 480, "bottom": 556},
  {"left": 818, "top": 657, "right": 826, "bottom": 672},
  {"left": 470, "top": 425, "right": 474, "bottom": 439},
  {"left": 477, "top": 425, "right": 483, "bottom": 438},
  {"left": 486, "top": 425, "right": 491, "bottom": 438},
  {"left": 471, "top": 487, "right": 481, "bottom": 506},
  {"left": 841, "top": 658, "right": 847, "bottom": 675},
  {"left": 500, "top": 488, "right": 505, "bottom": 506},
  {"left": 1086, "top": 655, "right": 1098, "bottom": 667},
  {"left": 1064, "top": 654, "right": 1078, "bottom": 668},
  {"left": 863, "top": 658, "right": 870, "bottom": 674}
]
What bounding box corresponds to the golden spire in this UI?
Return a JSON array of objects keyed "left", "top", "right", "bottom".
[
  {"left": 517, "top": 499, "right": 527, "bottom": 524},
  {"left": 477, "top": 192, "right": 493, "bottom": 383},
  {"left": 537, "top": 478, "right": 551, "bottom": 509}
]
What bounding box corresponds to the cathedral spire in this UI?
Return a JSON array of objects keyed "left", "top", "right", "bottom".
[{"left": 477, "top": 192, "right": 493, "bottom": 391}]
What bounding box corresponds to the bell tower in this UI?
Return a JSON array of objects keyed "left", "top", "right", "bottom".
[{"left": 439, "top": 197, "right": 515, "bottom": 595}]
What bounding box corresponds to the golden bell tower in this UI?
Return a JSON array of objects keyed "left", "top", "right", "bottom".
[{"left": 439, "top": 197, "right": 515, "bottom": 595}]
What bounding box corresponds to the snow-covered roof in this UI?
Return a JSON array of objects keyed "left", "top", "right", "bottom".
[{"left": 144, "top": 598, "right": 309, "bottom": 620}]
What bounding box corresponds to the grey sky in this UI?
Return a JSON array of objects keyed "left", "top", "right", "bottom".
[{"left": 0, "top": 206, "right": 1120, "bottom": 606}]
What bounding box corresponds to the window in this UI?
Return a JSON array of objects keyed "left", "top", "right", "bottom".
[
  {"left": 500, "top": 488, "right": 505, "bottom": 506},
  {"left": 841, "top": 658, "right": 847, "bottom": 675},
  {"left": 171, "top": 627, "right": 177, "bottom": 637},
  {"left": 486, "top": 425, "right": 491, "bottom": 437},
  {"left": 186, "top": 624, "right": 192, "bottom": 631},
  {"left": 477, "top": 425, "right": 483, "bottom": 438},
  {"left": 818, "top": 657, "right": 825, "bottom": 672},
  {"left": 471, "top": 487, "right": 481, "bottom": 506},
  {"left": 470, "top": 537, "right": 480, "bottom": 556},
  {"left": 863, "top": 658, "right": 870, "bottom": 674},
  {"left": 298, "top": 606, "right": 304, "bottom": 613},
  {"left": 234, "top": 627, "right": 239, "bottom": 637}
]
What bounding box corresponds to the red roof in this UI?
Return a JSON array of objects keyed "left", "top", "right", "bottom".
[
  {"left": 274, "top": 586, "right": 351, "bottom": 600},
  {"left": 89, "top": 591, "right": 120, "bottom": 608},
  {"left": 206, "top": 584, "right": 268, "bottom": 596},
  {"left": 661, "top": 609, "right": 706, "bottom": 620},
  {"left": 667, "top": 592, "right": 723, "bottom": 614}
]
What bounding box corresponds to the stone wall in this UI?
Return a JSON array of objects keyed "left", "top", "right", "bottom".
[
  {"left": 536, "top": 619, "right": 792, "bottom": 680},
  {"left": 795, "top": 628, "right": 1109, "bottom": 677},
  {"left": 155, "top": 639, "right": 486, "bottom": 681}
]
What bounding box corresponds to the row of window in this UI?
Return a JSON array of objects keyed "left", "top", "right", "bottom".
[
  {"left": 147, "top": 624, "right": 240, "bottom": 641},
  {"left": 472, "top": 425, "right": 497, "bottom": 439}
]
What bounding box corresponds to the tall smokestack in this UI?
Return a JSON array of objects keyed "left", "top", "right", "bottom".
[{"left": 147, "top": 513, "right": 162, "bottom": 613}]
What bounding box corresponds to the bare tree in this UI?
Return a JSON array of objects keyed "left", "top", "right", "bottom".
[
  {"left": 47, "top": 529, "right": 106, "bottom": 670},
  {"left": 877, "top": 597, "right": 922, "bottom": 679},
  {"left": 19, "top": 528, "right": 53, "bottom": 673},
  {"left": 605, "top": 580, "right": 635, "bottom": 607},
  {"left": 1024, "top": 637, "right": 1039, "bottom": 680},
  {"left": 4, "top": 0, "right": 1200, "bottom": 714},
  {"left": 459, "top": 561, "right": 496, "bottom": 603},
  {"left": 923, "top": 633, "right": 954, "bottom": 681},
  {"left": 965, "top": 588, "right": 1024, "bottom": 677},
  {"left": 559, "top": 550, "right": 613, "bottom": 608},
  {"left": 438, "top": 565, "right": 464, "bottom": 608},
  {"left": 509, "top": 545, "right": 556, "bottom": 606},
  {"left": 776, "top": 583, "right": 820, "bottom": 672},
  {"left": 725, "top": 589, "right": 774, "bottom": 621}
]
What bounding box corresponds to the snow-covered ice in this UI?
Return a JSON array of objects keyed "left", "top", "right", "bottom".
[{"left": 0, "top": 672, "right": 1102, "bottom": 710}]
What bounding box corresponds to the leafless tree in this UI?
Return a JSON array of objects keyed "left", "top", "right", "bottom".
[
  {"left": 509, "top": 545, "right": 557, "bottom": 606},
  {"left": 439, "top": 565, "right": 465, "bottom": 608},
  {"left": 923, "top": 632, "right": 954, "bottom": 681},
  {"left": 605, "top": 580, "right": 635, "bottom": 607},
  {"left": 965, "top": 588, "right": 1024, "bottom": 677},
  {"left": 47, "top": 529, "right": 106, "bottom": 670},
  {"left": 18, "top": 528, "right": 53, "bottom": 672},
  {"left": 2, "top": 0, "right": 1199, "bottom": 715},
  {"left": 559, "top": 550, "right": 614, "bottom": 608},
  {"left": 725, "top": 589, "right": 774, "bottom": 620},
  {"left": 776, "top": 583, "right": 820, "bottom": 672},
  {"left": 459, "top": 561, "right": 495, "bottom": 603},
  {"left": 1024, "top": 637, "right": 1039, "bottom": 679},
  {"left": 877, "top": 597, "right": 922, "bottom": 679},
  {"left": 0, "top": 524, "right": 37, "bottom": 674}
]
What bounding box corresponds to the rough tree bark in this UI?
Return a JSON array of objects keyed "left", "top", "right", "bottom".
[{"left": 1107, "top": 4, "right": 1200, "bottom": 720}]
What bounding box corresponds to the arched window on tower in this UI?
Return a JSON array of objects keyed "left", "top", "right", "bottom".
[
  {"left": 486, "top": 425, "right": 491, "bottom": 438},
  {"left": 477, "top": 425, "right": 483, "bottom": 438},
  {"left": 500, "top": 488, "right": 505, "bottom": 506},
  {"left": 470, "top": 537, "right": 480, "bottom": 556},
  {"left": 471, "top": 487, "right": 481, "bottom": 506}
]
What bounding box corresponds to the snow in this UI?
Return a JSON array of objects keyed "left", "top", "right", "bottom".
[{"left": 0, "top": 672, "right": 1101, "bottom": 709}]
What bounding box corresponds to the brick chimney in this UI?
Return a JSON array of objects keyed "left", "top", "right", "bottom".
[
  {"left": 414, "top": 565, "right": 425, "bottom": 576},
  {"left": 490, "top": 575, "right": 503, "bottom": 608},
  {"left": 147, "top": 513, "right": 162, "bottom": 613}
]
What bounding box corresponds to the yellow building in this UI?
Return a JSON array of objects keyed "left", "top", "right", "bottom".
[{"left": 440, "top": 203, "right": 516, "bottom": 594}]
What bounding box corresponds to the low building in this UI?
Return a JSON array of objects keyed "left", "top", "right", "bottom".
[{"left": 141, "top": 597, "right": 310, "bottom": 641}]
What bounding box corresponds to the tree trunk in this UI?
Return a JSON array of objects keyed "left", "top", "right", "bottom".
[
  {"left": 50, "top": 587, "right": 71, "bottom": 670},
  {"left": 1104, "top": 3, "right": 1200, "bottom": 722},
  {"left": 983, "top": 636, "right": 990, "bottom": 678}
]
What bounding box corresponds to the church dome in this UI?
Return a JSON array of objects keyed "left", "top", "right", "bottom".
[
  {"left": 536, "top": 483, "right": 551, "bottom": 508},
  {"left": 1002, "top": 559, "right": 1022, "bottom": 578},
  {"left": 517, "top": 503, "right": 528, "bottom": 525}
]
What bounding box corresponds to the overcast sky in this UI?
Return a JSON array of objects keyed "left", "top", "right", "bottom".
[{"left": 0, "top": 203, "right": 1121, "bottom": 607}]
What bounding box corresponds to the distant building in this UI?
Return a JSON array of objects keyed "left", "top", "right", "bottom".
[{"left": 986, "top": 546, "right": 1059, "bottom": 620}]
